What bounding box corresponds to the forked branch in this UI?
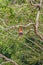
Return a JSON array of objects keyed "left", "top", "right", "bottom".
[{"left": 31, "top": 0, "right": 43, "bottom": 41}]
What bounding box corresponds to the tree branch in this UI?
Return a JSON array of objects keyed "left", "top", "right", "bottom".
[
  {"left": 4, "top": 23, "right": 34, "bottom": 31},
  {"left": 30, "top": 0, "right": 42, "bottom": 10},
  {"left": 0, "top": 54, "right": 18, "bottom": 65},
  {"left": 31, "top": 0, "right": 43, "bottom": 41}
]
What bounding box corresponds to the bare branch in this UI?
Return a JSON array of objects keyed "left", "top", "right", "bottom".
[
  {"left": 30, "top": 0, "right": 42, "bottom": 10},
  {"left": 0, "top": 54, "right": 18, "bottom": 65},
  {"left": 4, "top": 23, "right": 34, "bottom": 31},
  {"left": 34, "top": 0, "right": 43, "bottom": 41}
]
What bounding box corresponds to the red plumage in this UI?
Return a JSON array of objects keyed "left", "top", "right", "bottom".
[{"left": 19, "top": 27, "right": 23, "bottom": 35}]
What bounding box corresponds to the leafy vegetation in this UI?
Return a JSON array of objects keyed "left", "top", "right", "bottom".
[{"left": 0, "top": 0, "right": 43, "bottom": 65}]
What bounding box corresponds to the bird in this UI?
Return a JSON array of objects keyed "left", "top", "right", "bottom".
[{"left": 19, "top": 26, "right": 23, "bottom": 36}]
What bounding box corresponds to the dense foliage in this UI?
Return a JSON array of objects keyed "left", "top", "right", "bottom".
[{"left": 0, "top": 0, "right": 43, "bottom": 65}]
